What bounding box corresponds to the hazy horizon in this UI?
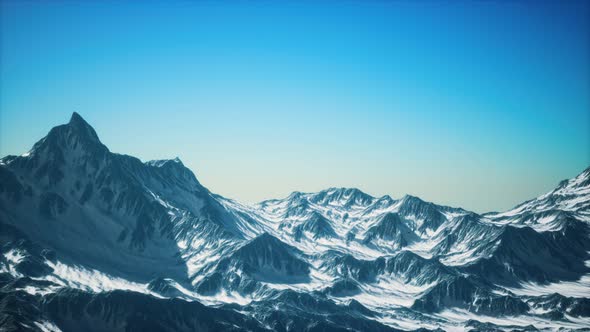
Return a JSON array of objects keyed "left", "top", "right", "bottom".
[
  {"left": 1, "top": 1, "right": 589, "bottom": 213},
  {"left": 2, "top": 110, "right": 589, "bottom": 214}
]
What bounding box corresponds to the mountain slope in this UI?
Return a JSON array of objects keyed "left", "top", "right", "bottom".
[
  {"left": 0, "top": 113, "right": 250, "bottom": 284},
  {"left": 1, "top": 113, "right": 589, "bottom": 332}
]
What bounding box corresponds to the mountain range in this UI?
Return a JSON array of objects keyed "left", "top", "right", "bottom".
[{"left": 1, "top": 113, "right": 589, "bottom": 331}]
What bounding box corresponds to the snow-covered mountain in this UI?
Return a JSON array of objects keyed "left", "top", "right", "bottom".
[{"left": 1, "top": 113, "right": 589, "bottom": 331}]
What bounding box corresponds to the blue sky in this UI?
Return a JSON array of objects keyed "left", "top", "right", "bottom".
[{"left": 1, "top": 1, "right": 589, "bottom": 212}]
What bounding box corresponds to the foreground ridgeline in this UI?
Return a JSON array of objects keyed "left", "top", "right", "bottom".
[{"left": 1, "top": 113, "right": 589, "bottom": 331}]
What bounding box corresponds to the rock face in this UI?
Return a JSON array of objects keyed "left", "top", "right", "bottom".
[
  {"left": 363, "top": 213, "right": 419, "bottom": 248},
  {"left": 0, "top": 113, "right": 247, "bottom": 284},
  {"left": 225, "top": 233, "right": 310, "bottom": 280},
  {"left": 1, "top": 113, "right": 589, "bottom": 331}
]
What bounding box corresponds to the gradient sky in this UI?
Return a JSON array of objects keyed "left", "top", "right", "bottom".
[{"left": 1, "top": 1, "right": 589, "bottom": 212}]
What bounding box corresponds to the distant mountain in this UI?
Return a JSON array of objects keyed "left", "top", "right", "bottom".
[
  {"left": 1, "top": 113, "right": 589, "bottom": 331},
  {"left": 486, "top": 166, "right": 590, "bottom": 231}
]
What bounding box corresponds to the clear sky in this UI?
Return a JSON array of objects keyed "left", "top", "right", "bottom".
[{"left": 1, "top": 1, "right": 589, "bottom": 213}]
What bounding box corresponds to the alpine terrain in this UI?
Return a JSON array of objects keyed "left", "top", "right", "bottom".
[{"left": 1, "top": 113, "right": 589, "bottom": 331}]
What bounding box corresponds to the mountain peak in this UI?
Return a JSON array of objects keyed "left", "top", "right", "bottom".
[
  {"left": 305, "top": 187, "right": 375, "bottom": 208},
  {"left": 250, "top": 232, "right": 281, "bottom": 245},
  {"left": 25, "top": 112, "right": 105, "bottom": 160},
  {"left": 147, "top": 157, "right": 185, "bottom": 168},
  {"left": 326, "top": 187, "right": 366, "bottom": 195},
  {"left": 399, "top": 194, "right": 430, "bottom": 207},
  {"left": 62, "top": 112, "right": 101, "bottom": 144},
  {"left": 69, "top": 111, "right": 87, "bottom": 126}
]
